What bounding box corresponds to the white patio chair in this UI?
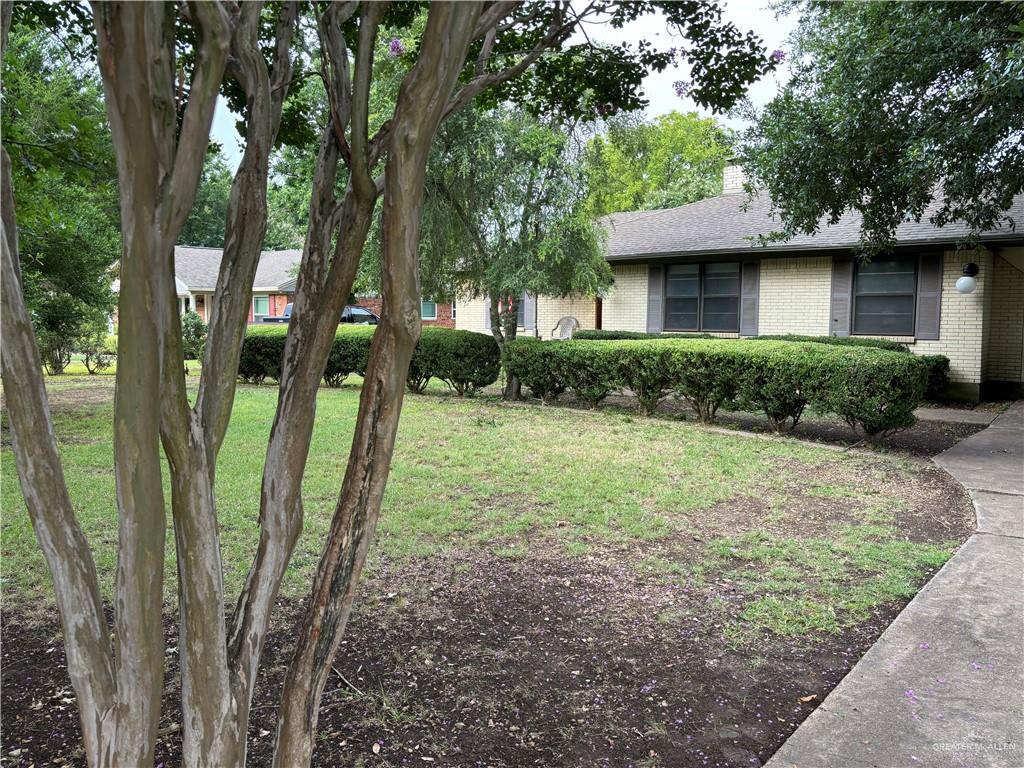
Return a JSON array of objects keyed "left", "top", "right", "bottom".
[{"left": 550, "top": 316, "right": 579, "bottom": 340}]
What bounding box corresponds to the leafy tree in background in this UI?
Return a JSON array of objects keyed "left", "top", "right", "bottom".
[
  {"left": 1, "top": 25, "right": 118, "bottom": 365},
  {"left": 584, "top": 110, "right": 733, "bottom": 216},
  {"left": 741, "top": 1, "right": 1024, "bottom": 253},
  {"left": 179, "top": 147, "right": 234, "bottom": 247},
  {"left": 417, "top": 107, "right": 609, "bottom": 398}
]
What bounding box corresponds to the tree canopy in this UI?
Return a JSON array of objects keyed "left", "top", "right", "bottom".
[
  {"left": 1, "top": 25, "right": 118, "bottom": 366},
  {"left": 740, "top": 0, "right": 1024, "bottom": 252},
  {"left": 584, "top": 110, "right": 733, "bottom": 216}
]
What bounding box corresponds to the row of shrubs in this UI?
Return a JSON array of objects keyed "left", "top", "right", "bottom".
[
  {"left": 571, "top": 329, "right": 949, "bottom": 399},
  {"left": 238, "top": 325, "right": 501, "bottom": 395},
  {"left": 504, "top": 338, "right": 931, "bottom": 441}
]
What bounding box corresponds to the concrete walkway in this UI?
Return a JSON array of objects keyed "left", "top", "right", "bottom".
[
  {"left": 767, "top": 401, "right": 1024, "bottom": 768},
  {"left": 914, "top": 406, "right": 1000, "bottom": 425}
]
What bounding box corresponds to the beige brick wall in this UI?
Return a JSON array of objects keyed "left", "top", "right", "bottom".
[
  {"left": 983, "top": 250, "right": 1024, "bottom": 383},
  {"left": 454, "top": 295, "right": 491, "bottom": 336},
  {"left": 909, "top": 250, "right": 990, "bottom": 387},
  {"left": 536, "top": 295, "right": 597, "bottom": 339},
  {"left": 602, "top": 264, "right": 649, "bottom": 332},
  {"left": 758, "top": 256, "right": 832, "bottom": 335}
]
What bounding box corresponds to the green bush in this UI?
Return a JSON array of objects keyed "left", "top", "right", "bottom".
[
  {"left": 661, "top": 340, "right": 747, "bottom": 423},
  {"left": 78, "top": 329, "right": 114, "bottom": 375},
  {"left": 238, "top": 325, "right": 499, "bottom": 395},
  {"left": 238, "top": 326, "right": 288, "bottom": 384},
  {"left": 503, "top": 339, "right": 566, "bottom": 403},
  {"left": 504, "top": 337, "right": 928, "bottom": 442},
  {"left": 181, "top": 310, "right": 208, "bottom": 360},
  {"left": 415, "top": 327, "right": 500, "bottom": 396},
  {"left": 812, "top": 348, "right": 926, "bottom": 442},
  {"left": 552, "top": 342, "right": 621, "bottom": 407},
  {"left": 748, "top": 334, "right": 910, "bottom": 353},
  {"left": 572, "top": 329, "right": 710, "bottom": 341},
  {"left": 920, "top": 355, "right": 950, "bottom": 400},
  {"left": 322, "top": 326, "right": 375, "bottom": 386},
  {"left": 612, "top": 342, "right": 675, "bottom": 415},
  {"left": 734, "top": 342, "right": 829, "bottom": 433}
]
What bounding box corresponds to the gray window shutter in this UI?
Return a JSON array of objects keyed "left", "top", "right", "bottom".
[
  {"left": 830, "top": 257, "right": 854, "bottom": 337},
  {"left": 740, "top": 261, "right": 759, "bottom": 336},
  {"left": 647, "top": 264, "right": 664, "bottom": 333},
  {"left": 915, "top": 253, "right": 942, "bottom": 340},
  {"left": 522, "top": 292, "right": 535, "bottom": 330}
]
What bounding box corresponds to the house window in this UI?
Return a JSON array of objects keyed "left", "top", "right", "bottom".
[
  {"left": 253, "top": 295, "right": 270, "bottom": 319},
  {"left": 665, "top": 262, "right": 740, "bottom": 332},
  {"left": 488, "top": 294, "right": 528, "bottom": 327},
  {"left": 451, "top": 299, "right": 457, "bottom": 320},
  {"left": 853, "top": 256, "right": 916, "bottom": 336},
  {"left": 421, "top": 300, "right": 437, "bottom": 320}
]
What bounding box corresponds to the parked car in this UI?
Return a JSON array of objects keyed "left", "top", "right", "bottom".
[{"left": 260, "top": 303, "right": 379, "bottom": 325}]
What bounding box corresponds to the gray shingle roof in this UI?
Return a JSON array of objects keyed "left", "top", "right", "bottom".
[
  {"left": 604, "top": 192, "right": 1024, "bottom": 260},
  {"left": 174, "top": 246, "right": 301, "bottom": 291}
]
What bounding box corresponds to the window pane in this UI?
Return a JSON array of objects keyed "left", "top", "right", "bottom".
[
  {"left": 701, "top": 263, "right": 739, "bottom": 331},
  {"left": 701, "top": 296, "right": 740, "bottom": 331},
  {"left": 421, "top": 300, "right": 437, "bottom": 319},
  {"left": 253, "top": 296, "right": 269, "bottom": 316},
  {"left": 854, "top": 256, "right": 916, "bottom": 335},
  {"left": 667, "top": 264, "right": 699, "bottom": 297},
  {"left": 665, "top": 297, "right": 699, "bottom": 331},
  {"left": 853, "top": 295, "right": 915, "bottom": 335}
]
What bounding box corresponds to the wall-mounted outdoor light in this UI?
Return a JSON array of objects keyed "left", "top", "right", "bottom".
[{"left": 955, "top": 262, "right": 979, "bottom": 294}]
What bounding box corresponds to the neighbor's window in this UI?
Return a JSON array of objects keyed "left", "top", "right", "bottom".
[
  {"left": 853, "top": 256, "right": 916, "bottom": 336},
  {"left": 665, "top": 262, "right": 740, "bottom": 332},
  {"left": 253, "top": 295, "right": 270, "bottom": 318},
  {"left": 421, "top": 300, "right": 437, "bottom": 320},
  {"left": 451, "top": 299, "right": 457, "bottom": 320}
]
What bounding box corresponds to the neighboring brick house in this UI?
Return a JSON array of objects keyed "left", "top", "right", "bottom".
[
  {"left": 351, "top": 295, "right": 455, "bottom": 328},
  {"left": 163, "top": 246, "right": 453, "bottom": 327},
  {"left": 455, "top": 165, "right": 1024, "bottom": 401}
]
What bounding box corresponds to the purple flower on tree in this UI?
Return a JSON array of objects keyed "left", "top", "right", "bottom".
[
  {"left": 388, "top": 38, "right": 405, "bottom": 58},
  {"left": 770, "top": 49, "right": 786, "bottom": 64},
  {"left": 673, "top": 80, "right": 691, "bottom": 99}
]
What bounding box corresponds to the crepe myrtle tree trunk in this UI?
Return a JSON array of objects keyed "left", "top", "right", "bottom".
[
  {"left": 0, "top": 12, "right": 117, "bottom": 766},
  {"left": 271, "top": 4, "right": 482, "bottom": 764}
]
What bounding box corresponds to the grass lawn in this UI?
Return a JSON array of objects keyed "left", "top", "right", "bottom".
[{"left": 1, "top": 375, "right": 973, "bottom": 766}]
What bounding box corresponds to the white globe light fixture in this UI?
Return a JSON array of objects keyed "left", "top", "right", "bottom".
[{"left": 955, "top": 263, "right": 979, "bottom": 294}]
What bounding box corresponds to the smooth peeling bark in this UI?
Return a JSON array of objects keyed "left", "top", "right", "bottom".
[
  {"left": 228, "top": 1, "right": 380, "bottom": 721},
  {"left": 271, "top": 4, "right": 483, "bottom": 765},
  {"left": 91, "top": 2, "right": 230, "bottom": 764},
  {"left": 0, "top": 105, "right": 117, "bottom": 764}
]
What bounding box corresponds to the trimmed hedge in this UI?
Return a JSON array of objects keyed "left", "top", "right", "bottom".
[
  {"left": 504, "top": 338, "right": 928, "bottom": 441},
  {"left": 573, "top": 330, "right": 950, "bottom": 400},
  {"left": 747, "top": 333, "right": 910, "bottom": 353},
  {"left": 572, "top": 329, "right": 711, "bottom": 341},
  {"left": 238, "top": 325, "right": 500, "bottom": 395}
]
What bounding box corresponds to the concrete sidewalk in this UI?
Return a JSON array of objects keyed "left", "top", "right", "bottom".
[{"left": 767, "top": 402, "right": 1024, "bottom": 768}]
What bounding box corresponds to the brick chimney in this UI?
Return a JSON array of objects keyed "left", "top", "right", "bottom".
[{"left": 722, "top": 161, "right": 747, "bottom": 194}]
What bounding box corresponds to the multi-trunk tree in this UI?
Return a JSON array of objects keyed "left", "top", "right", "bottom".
[{"left": 1, "top": 2, "right": 772, "bottom": 766}]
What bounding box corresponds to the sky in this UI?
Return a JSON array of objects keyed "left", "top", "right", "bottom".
[{"left": 210, "top": 1, "right": 798, "bottom": 169}]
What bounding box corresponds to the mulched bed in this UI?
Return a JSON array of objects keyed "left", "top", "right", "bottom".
[
  {"left": 1, "top": 537, "right": 964, "bottom": 768},
  {"left": 500, "top": 390, "right": 987, "bottom": 458}
]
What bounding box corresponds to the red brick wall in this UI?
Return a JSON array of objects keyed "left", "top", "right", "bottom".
[{"left": 355, "top": 296, "right": 454, "bottom": 328}]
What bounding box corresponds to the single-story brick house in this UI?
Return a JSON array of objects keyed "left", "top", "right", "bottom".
[
  {"left": 455, "top": 166, "right": 1024, "bottom": 400},
  {"left": 123, "top": 246, "right": 453, "bottom": 328}
]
